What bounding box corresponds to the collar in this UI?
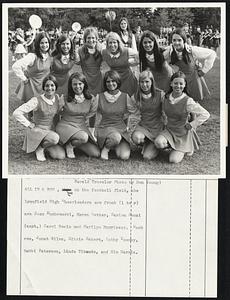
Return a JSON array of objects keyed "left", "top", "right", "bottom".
[
  {"left": 169, "top": 92, "right": 186, "bottom": 103},
  {"left": 175, "top": 50, "right": 183, "bottom": 60},
  {"left": 110, "top": 52, "right": 120, "bottom": 59},
  {"left": 61, "top": 54, "right": 70, "bottom": 64},
  {"left": 121, "top": 30, "right": 128, "bottom": 36},
  {"left": 41, "top": 94, "right": 55, "bottom": 105},
  {"left": 146, "top": 53, "right": 155, "bottom": 62},
  {"left": 87, "top": 48, "right": 96, "bottom": 54},
  {"left": 169, "top": 43, "right": 192, "bottom": 55},
  {"left": 104, "top": 91, "right": 121, "bottom": 103},
  {"left": 141, "top": 92, "right": 152, "bottom": 99},
  {"left": 40, "top": 52, "right": 49, "bottom": 61},
  {"left": 74, "top": 94, "right": 85, "bottom": 103}
]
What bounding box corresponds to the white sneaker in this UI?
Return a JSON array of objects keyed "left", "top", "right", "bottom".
[
  {"left": 186, "top": 151, "right": 194, "bottom": 157},
  {"left": 100, "top": 147, "right": 109, "bottom": 160},
  {"left": 35, "top": 146, "right": 46, "bottom": 161},
  {"left": 66, "top": 142, "right": 75, "bottom": 158}
]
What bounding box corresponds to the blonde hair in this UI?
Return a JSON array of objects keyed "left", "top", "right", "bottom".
[
  {"left": 83, "top": 27, "right": 99, "bottom": 43},
  {"left": 105, "top": 32, "right": 124, "bottom": 52},
  {"left": 81, "top": 27, "right": 102, "bottom": 60},
  {"left": 136, "top": 70, "right": 157, "bottom": 108},
  {"left": 139, "top": 70, "right": 155, "bottom": 83}
]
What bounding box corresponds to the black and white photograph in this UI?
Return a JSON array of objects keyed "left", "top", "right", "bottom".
[
  {"left": 3, "top": 3, "right": 226, "bottom": 176},
  {"left": 2, "top": 3, "right": 229, "bottom": 299}
]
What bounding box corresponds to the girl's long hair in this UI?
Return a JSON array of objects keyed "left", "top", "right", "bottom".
[
  {"left": 67, "top": 72, "right": 92, "bottom": 102},
  {"left": 170, "top": 28, "right": 191, "bottom": 65},
  {"left": 166, "top": 71, "right": 189, "bottom": 96},
  {"left": 118, "top": 17, "right": 133, "bottom": 45},
  {"left": 51, "top": 34, "right": 74, "bottom": 59},
  {"left": 80, "top": 27, "right": 102, "bottom": 61},
  {"left": 139, "top": 30, "right": 165, "bottom": 72},
  {"left": 34, "top": 32, "right": 51, "bottom": 58},
  {"left": 135, "top": 70, "right": 157, "bottom": 109}
]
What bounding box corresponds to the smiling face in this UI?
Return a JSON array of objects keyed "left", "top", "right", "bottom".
[
  {"left": 142, "top": 37, "right": 154, "bottom": 53},
  {"left": 106, "top": 77, "right": 118, "bottom": 92},
  {"left": 120, "top": 20, "right": 128, "bottom": 31},
  {"left": 85, "top": 33, "right": 97, "bottom": 49},
  {"left": 43, "top": 80, "right": 56, "bottom": 98},
  {"left": 172, "top": 34, "right": 185, "bottom": 51},
  {"left": 171, "top": 77, "right": 186, "bottom": 97},
  {"left": 39, "top": 37, "right": 49, "bottom": 53},
  {"left": 60, "top": 38, "right": 71, "bottom": 55},
  {"left": 140, "top": 77, "right": 152, "bottom": 94},
  {"left": 72, "top": 78, "right": 84, "bottom": 95},
  {"left": 108, "top": 38, "right": 119, "bottom": 53}
]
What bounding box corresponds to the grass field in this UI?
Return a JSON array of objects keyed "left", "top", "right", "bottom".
[{"left": 7, "top": 50, "right": 221, "bottom": 175}]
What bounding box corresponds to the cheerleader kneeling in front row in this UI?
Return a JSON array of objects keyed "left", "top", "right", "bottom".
[
  {"left": 131, "top": 70, "right": 164, "bottom": 160},
  {"left": 55, "top": 72, "right": 100, "bottom": 159},
  {"left": 154, "top": 71, "right": 210, "bottom": 163},
  {"left": 13, "top": 75, "right": 66, "bottom": 161},
  {"left": 96, "top": 70, "right": 139, "bottom": 160}
]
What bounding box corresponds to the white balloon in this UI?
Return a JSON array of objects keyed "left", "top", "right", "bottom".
[
  {"left": 72, "top": 22, "right": 81, "bottom": 32},
  {"left": 105, "top": 10, "right": 116, "bottom": 21},
  {"left": 29, "top": 15, "right": 42, "bottom": 29}
]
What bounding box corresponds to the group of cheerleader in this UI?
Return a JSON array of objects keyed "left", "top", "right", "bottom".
[{"left": 12, "top": 18, "right": 216, "bottom": 164}]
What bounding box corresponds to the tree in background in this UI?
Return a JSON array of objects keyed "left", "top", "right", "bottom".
[
  {"left": 191, "top": 7, "right": 221, "bottom": 30},
  {"left": 166, "top": 8, "right": 194, "bottom": 27},
  {"left": 8, "top": 7, "right": 221, "bottom": 33}
]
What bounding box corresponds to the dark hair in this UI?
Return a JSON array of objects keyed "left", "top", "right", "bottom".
[
  {"left": 42, "top": 74, "right": 58, "bottom": 90},
  {"left": 166, "top": 71, "right": 189, "bottom": 95},
  {"left": 118, "top": 17, "right": 133, "bottom": 47},
  {"left": 170, "top": 28, "right": 191, "bottom": 65},
  {"left": 52, "top": 34, "right": 74, "bottom": 59},
  {"left": 139, "top": 30, "right": 165, "bottom": 71},
  {"left": 34, "top": 32, "right": 51, "bottom": 58},
  {"left": 67, "top": 72, "right": 92, "bottom": 102},
  {"left": 103, "top": 70, "right": 121, "bottom": 91},
  {"left": 135, "top": 70, "right": 157, "bottom": 108}
]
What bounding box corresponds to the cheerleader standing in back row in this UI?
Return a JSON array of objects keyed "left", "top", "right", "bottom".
[
  {"left": 77, "top": 27, "right": 103, "bottom": 96},
  {"left": 131, "top": 70, "right": 164, "bottom": 160},
  {"left": 12, "top": 32, "right": 53, "bottom": 103},
  {"left": 139, "top": 30, "right": 173, "bottom": 92},
  {"left": 51, "top": 34, "right": 76, "bottom": 97},
  {"left": 163, "top": 28, "right": 216, "bottom": 101},
  {"left": 154, "top": 71, "right": 210, "bottom": 163},
  {"left": 13, "top": 75, "right": 65, "bottom": 161}
]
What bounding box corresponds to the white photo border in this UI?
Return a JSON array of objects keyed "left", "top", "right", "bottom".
[{"left": 2, "top": 2, "right": 227, "bottom": 179}]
